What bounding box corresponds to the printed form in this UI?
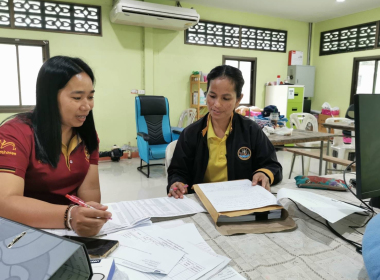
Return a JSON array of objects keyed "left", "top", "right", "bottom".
[
  {"left": 107, "top": 226, "right": 225, "bottom": 280},
  {"left": 198, "top": 180, "right": 278, "bottom": 212}
]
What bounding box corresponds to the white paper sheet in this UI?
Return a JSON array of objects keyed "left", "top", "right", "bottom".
[
  {"left": 165, "top": 224, "right": 234, "bottom": 280},
  {"left": 111, "top": 196, "right": 206, "bottom": 218},
  {"left": 108, "top": 226, "right": 225, "bottom": 280},
  {"left": 198, "top": 180, "right": 278, "bottom": 212},
  {"left": 276, "top": 188, "right": 366, "bottom": 223},
  {"left": 111, "top": 237, "right": 184, "bottom": 274}
]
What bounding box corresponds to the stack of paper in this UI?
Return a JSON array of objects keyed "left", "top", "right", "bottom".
[
  {"left": 106, "top": 223, "right": 244, "bottom": 280},
  {"left": 45, "top": 196, "right": 205, "bottom": 237}
]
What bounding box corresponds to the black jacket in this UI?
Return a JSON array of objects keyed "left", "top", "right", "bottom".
[{"left": 167, "top": 112, "right": 282, "bottom": 193}]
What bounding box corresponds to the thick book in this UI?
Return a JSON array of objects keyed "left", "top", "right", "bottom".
[{"left": 193, "top": 180, "right": 296, "bottom": 235}]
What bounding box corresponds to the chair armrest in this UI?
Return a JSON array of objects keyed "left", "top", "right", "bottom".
[
  {"left": 171, "top": 127, "right": 184, "bottom": 134},
  {"left": 137, "top": 132, "right": 150, "bottom": 141}
]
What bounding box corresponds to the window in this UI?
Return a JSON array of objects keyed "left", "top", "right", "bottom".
[
  {"left": 320, "top": 21, "right": 380, "bottom": 56},
  {"left": 350, "top": 56, "right": 380, "bottom": 104},
  {"left": 0, "top": 0, "right": 101, "bottom": 36},
  {"left": 223, "top": 56, "right": 256, "bottom": 105},
  {"left": 186, "top": 20, "right": 287, "bottom": 53},
  {"left": 0, "top": 37, "right": 49, "bottom": 113}
]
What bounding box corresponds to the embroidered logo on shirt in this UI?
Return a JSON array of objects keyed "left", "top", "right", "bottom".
[
  {"left": 237, "top": 147, "right": 251, "bottom": 160},
  {"left": 84, "top": 147, "right": 90, "bottom": 162},
  {"left": 0, "top": 139, "right": 17, "bottom": 156}
]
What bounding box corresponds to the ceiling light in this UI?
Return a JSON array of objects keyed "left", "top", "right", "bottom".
[{"left": 336, "top": 0, "right": 345, "bottom": 2}]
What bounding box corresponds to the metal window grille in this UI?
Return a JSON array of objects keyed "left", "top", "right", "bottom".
[
  {"left": 186, "top": 20, "right": 287, "bottom": 53},
  {"left": 320, "top": 22, "right": 378, "bottom": 56},
  {"left": 1, "top": 0, "right": 101, "bottom": 36},
  {"left": 0, "top": 0, "right": 10, "bottom": 26}
]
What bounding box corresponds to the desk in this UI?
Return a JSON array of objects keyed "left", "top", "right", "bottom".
[
  {"left": 152, "top": 176, "right": 370, "bottom": 280},
  {"left": 268, "top": 130, "right": 334, "bottom": 175},
  {"left": 323, "top": 123, "right": 355, "bottom": 174}
]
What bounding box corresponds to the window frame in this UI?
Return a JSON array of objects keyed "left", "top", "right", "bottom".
[
  {"left": 222, "top": 55, "right": 257, "bottom": 106},
  {"left": 350, "top": 55, "right": 380, "bottom": 105},
  {"left": 0, "top": 0, "right": 102, "bottom": 37},
  {"left": 185, "top": 19, "right": 287, "bottom": 53},
  {"left": 320, "top": 21, "right": 380, "bottom": 56},
  {"left": 0, "top": 37, "right": 50, "bottom": 113}
]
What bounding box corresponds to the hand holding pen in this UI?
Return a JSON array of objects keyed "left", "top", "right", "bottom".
[
  {"left": 64, "top": 194, "right": 112, "bottom": 237},
  {"left": 66, "top": 194, "right": 112, "bottom": 220}
]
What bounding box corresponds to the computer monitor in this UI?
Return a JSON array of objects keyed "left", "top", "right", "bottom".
[{"left": 354, "top": 94, "right": 380, "bottom": 206}]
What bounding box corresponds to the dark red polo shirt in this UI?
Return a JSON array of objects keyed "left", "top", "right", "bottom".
[{"left": 0, "top": 118, "right": 99, "bottom": 205}]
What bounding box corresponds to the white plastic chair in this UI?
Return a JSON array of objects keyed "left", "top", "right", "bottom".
[
  {"left": 165, "top": 140, "right": 177, "bottom": 179},
  {"left": 288, "top": 113, "right": 325, "bottom": 178},
  {"left": 325, "top": 117, "right": 355, "bottom": 171},
  {"left": 177, "top": 109, "right": 196, "bottom": 128}
]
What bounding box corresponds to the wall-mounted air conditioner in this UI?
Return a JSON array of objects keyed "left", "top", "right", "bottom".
[{"left": 110, "top": 0, "right": 200, "bottom": 31}]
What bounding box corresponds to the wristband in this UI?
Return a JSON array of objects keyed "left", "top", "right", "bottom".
[
  {"left": 63, "top": 205, "right": 72, "bottom": 230},
  {"left": 67, "top": 205, "right": 78, "bottom": 231}
]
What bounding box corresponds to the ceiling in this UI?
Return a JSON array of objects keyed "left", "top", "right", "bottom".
[{"left": 178, "top": 0, "right": 380, "bottom": 23}]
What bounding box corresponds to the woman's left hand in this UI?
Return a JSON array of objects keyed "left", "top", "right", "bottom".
[{"left": 252, "top": 173, "right": 270, "bottom": 191}]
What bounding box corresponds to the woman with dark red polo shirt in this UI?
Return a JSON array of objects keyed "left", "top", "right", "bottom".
[{"left": 0, "top": 56, "right": 111, "bottom": 237}]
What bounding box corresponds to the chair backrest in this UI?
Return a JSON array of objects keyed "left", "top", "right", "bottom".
[
  {"left": 135, "top": 96, "right": 172, "bottom": 145},
  {"left": 325, "top": 117, "right": 351, "bottom": 146},
  {"left": 165, "top": 140, "right": 177, "bottom": 179},
  {"left": 177, "top": 108, "right": 196, "bottom": 128},
  {"left": 290, "top": 113, "right": 318, "bottom": 132}
]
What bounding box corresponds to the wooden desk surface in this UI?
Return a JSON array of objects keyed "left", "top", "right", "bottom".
[
  {"left": 268, "top": 129, "right": 334, "bottom": 145},
  {"left": 323, "top": 122, "right": 355, "bottom": 131}
]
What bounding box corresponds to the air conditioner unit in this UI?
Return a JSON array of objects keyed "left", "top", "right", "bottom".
[{"left": 110, "top": 0, "right": 200, "bottom": 31}]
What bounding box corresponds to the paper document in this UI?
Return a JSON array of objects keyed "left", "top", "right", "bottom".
[
  {"left": 198, "top": 180, "right": 278, "bottom": 212},
  {"left": 45, "top": 196, "right": 204, "bottom": 237},
  {"left": 110, "top": 196, "right": 206, "bottom": 218},
  {"left": 108, "top": 225, "right": 225, "bottom": 280},
  {"left": 111, "top": 237, "right": 184, "bottom": 274},
  {"left": 276, "top": 188, "right": 366, "bottom": 223}
]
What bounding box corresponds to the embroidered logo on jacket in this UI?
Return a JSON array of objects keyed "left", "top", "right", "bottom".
[
  {"left": 84, "top": 147, "right": 90, "bottom": 162},
  {"left": 237, "top": 147, "right": 251, "bottom": 160},
  {"left": 0, "top": 139, "right": 17, "bottom": 156}
]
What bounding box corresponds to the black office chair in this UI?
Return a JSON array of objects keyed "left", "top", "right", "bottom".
[{"left": 343, "top": 104, "right": 354, "bottom": 137}]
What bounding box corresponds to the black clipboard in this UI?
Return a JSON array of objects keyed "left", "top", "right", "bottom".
[{"left": 0, "top": 217, "right": 93, "bottom": 280}]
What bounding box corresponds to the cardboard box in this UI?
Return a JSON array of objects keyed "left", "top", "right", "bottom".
[
  {"left": 288, "top": 50, "right": 303, "bottom": 66},
  {"left": 318, "top": 114, "right": 334, "bottom": 133}
]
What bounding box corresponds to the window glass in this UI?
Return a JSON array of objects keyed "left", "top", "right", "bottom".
[
  {"left": 18, "top": 45, "right": 43, "bottom": 105},
  {"left": 356, "top": 60, "right": 375, "bottom": 94},
  {"left": 0, "top": 44, "right": 19, "bottom": 106}
]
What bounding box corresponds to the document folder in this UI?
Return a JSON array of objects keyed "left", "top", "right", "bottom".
[
  {"left": 193, "top": 184, "right": 296, "bottom": 235},
  {"left": 0, "top": 217, "right": 93, "bottom": 280}
]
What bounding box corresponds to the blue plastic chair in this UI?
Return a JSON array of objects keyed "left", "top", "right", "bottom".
[{"left": 135, "top": 96, "right": 181, "bottom": 177}]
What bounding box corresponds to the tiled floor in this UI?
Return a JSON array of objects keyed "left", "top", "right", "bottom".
[{"left": 99, "top": 151, "right": 329, "bottom": 203}]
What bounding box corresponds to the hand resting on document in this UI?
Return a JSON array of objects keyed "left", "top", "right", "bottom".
[
  {"left": 252, "top": 172, "right": 271, "bottom": 191},
  {"left": 168, "top": 182, "right": 188, "bottom": 199},
  {"left": 70, "top": 201, "right": 112, "bottom": 237}
]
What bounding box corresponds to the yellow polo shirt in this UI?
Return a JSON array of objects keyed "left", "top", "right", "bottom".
[{"left": 203, "top": 116, "right": 233, "bottom": 183}]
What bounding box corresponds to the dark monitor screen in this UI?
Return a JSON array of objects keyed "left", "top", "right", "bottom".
[{"left": 354, "top": 94, "right": 380, "bottom": 199}]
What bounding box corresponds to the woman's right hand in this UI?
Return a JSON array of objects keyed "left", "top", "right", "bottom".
[
  {"left": 70, "top": 202, "right": 112, "bottom": 237},
  {"left": 168, "top": 182, "right": 188, "bottom": 199}
]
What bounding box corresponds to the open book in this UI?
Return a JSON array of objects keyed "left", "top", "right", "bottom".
[
  {"left": 195, "top": 179, "right": 366, "bottom": 224},
  {"left": 194, "top": 180, "right": 285, "bottom": 225}
]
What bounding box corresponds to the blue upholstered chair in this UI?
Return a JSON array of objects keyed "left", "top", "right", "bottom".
[{"left": 135, "top": 96, "right": 181, "bottom": 177}]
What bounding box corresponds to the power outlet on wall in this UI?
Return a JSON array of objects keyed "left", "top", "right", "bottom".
[
  {"left": 131, "top": 89, "right": 138, "bottom": 94},
  {"left": 138, "top": 90, "right": 145, "bottom": 95}
]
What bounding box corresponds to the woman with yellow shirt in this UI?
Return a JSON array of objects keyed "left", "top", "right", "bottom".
[{"left": 167, "top": 65, "right": 282, "bottom": 199}]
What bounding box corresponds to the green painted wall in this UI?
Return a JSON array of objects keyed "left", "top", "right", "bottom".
[
  {"left": 311, "top": 7, "right": 380, "bottom": 114},
  {"left": 0, "top": 0, "right": 308, "bottom": 149}
]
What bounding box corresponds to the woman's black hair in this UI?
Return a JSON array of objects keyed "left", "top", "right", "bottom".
[
  {"left": 206, "top": 65, "right": 245, "bottom": 98},
  {"left": 15, "top": 56, "right": 98, "bottom": 168}
]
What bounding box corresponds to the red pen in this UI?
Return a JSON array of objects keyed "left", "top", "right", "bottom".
[
  {"left": 172, "top": 184, "right": 189, "bottom": 191},
  {"left": 65, "top": 194, "right": 112, "bottom": 220}
]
